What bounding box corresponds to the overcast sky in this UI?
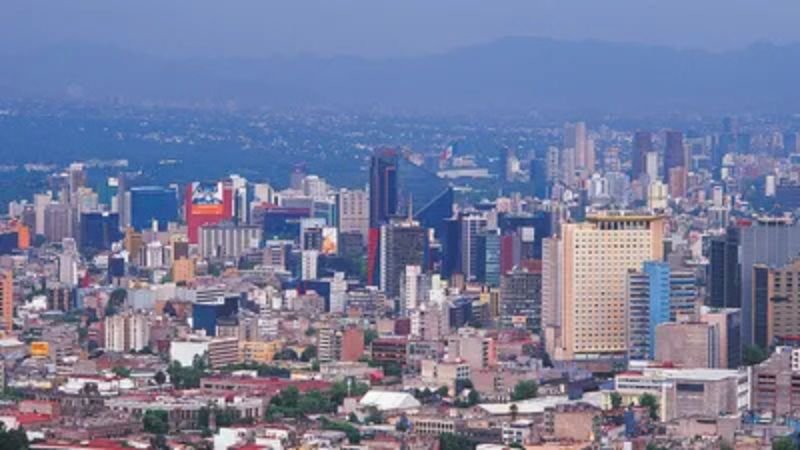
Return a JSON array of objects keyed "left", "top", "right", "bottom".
[{"left": 3, "top": 0, "right": 799, "bottom": 58}]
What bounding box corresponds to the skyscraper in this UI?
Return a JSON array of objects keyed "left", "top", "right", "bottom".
[
  {"left": 0, "top": 271, "right": 12, "bottom": 333},
  {"left": 706, "top": 227, "right": 740, "bottom": 309},
  {"left": 79, "top": 212, "right": 121, "bottom": 253},
  {"left": 626, "top": 262, "right": 671, "bottom": 360},
  {"left": 739, "top": 217, "right": 800, "bottom": 346},
  {"left": 632, "top": 131, "right": 653, "bottom": 180},
  {"left": 459, "top": 213, "right": 488, "bottom": 281},
  {"left": 369, "top": 149, "right": 399, "bottom": 228},
  {"left": 185, "top": 181, "right": 234, "bottom": 244},
  {"left": 499, "top": 266, "right": 543, "bottom": 334},
  {"left": 379, "top": 218, "right": 427, "bottom": 299},
  {"left": 368, "top": 149, "right": 399, "bottom": 286},
  {"left": 337, "top": 189, "right": 369, "bottom": 244},
  {"left": 664, "top": 130, "right": 685, "bottom": 182},
  {"left": 130, "top": 186, "right": 178, "bottom": 232},
  {"left": 555, "top": 213, "right": 664, "bottom": 362}
]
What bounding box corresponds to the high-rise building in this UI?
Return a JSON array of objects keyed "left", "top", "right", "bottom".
[
  {"left": 369, "top": 149, "right": 399, "bottom": 228},
  {"left": 185, "top": 181, "right": 234, "bottom": 244},
  {"left": 104, "top": 311, "right": 150, "bottom": 353},
  {"left": 541, "top": 237, "right": 562, "bottom": 338},
  {"left": 626, "top": 262, "right": 670, "bottom": 360},
  {"left": 44, "top": 202, "right": 71, "bottom": 242},
  {"left": 555, "top": 213, "right": 664, "bottom": 362},
  {"left": 753, "top": 258, "right": 800, "bottom": 348},
  {"left": 368, "top": 149, "right": 399, "bottom": 286},
  {"left": 460, "top": 213, "right": 488, "bottom": 281},
  {"left": 564, "top": 122, "right": 588, "bottom": 171},
  {"left": 301, "top": 250, "right": 319, "bottom": 280},
  {"left": 199, "top": 222, "right": 261, "bottom": 260},
  {"left": 79, "top": 212, "right": 121, "bottom": 253},
  {"left": 706, "top": 227, "right": 740, "bottom": 309},
  {"left": 33, "top": 193, "right": 51, "bottom": 236},
  {"left": 130, "top": 186, "right": 178, "bottom": 232},
  {"left": 699, "top": 306, "right": 742, "bottom": 369},
  {"left": 337, "top": 189, "right": 369, "bottom": 244},
  {"left": 740, "top": 217, "right": 800, "bottom": 346},
  {"left": 664, "top": 130, "right": 685, "bottom": 183},
  {"left": 0, "top": 271, "right": 12, "bottom": 333},
  {"left": 632, "top": 131, "right": 653, "bottom": 180},
  {"left": 499, "top": 267, "right": 542, "bottom": 334},
  {"left": 379, "top": 218, "right": 427, "bottom": 298}
]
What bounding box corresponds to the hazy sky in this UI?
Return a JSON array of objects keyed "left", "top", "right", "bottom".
[{"left": 3, "top": 0, "right": 800, "bottom": 58}]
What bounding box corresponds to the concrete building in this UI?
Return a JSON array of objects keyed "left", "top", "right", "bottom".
[
  {"left": 555, "top": 213, "right": 664, "bottom": 362},
  {"left": 699, "top": 306, "right": 742, "bottom": 369},
  {"left": 655, "top": 321, "right": 719, "bottom": 369},
  {"left": 614, "top": 364, "right": 749, "bottom": 421},
  {"left": 753, "top": 258, "right": 800, "bottom": 347},
  {"left": 199, "top": 222, "right": 261, "bottom": 260},
  {"left": 380, "top": 218, "right": 427, "bottom": 298},
  {"left": 499, "top": 267, "right": 542, "bottom": 334},
  {"left": 337, "top": 189, "right": 369, "bottom": 245},
  {"left": 104, "top": 311, "right": 150, "bottom": 353},
  {"left": 446, "top": 328, "right": 497, "bottom": 370},
  {"left": 750, "top": 347, "right": 800, "bottom": 415},
  {"left": 318, "top": 326, "right": 365, "bottom": 363}
]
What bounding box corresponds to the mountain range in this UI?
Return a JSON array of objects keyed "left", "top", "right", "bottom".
[{"left": 1, "top": 37, "right": 798, "bottom": 114}]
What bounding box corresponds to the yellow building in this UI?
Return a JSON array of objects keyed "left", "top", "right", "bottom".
[
  {"left": 556, "top": 213, "right": 664, "bottom": 361},
  {"left": 172, "top": 258, "right": 195, "bottom": 283},
  {"left": 239, "top": 340, "right": 282, "bottom": 364}
]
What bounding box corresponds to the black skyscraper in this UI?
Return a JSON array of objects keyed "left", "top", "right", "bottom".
[
  {"left": 632, "top": 131, "right": 653, "bottom": 180},
  {"left": 369, "top": 149, "right": 399, "bottom": 228},
  {"left": 664, "top": 130, "right": 685, "bottom": 182},
  {"left": 707, "top": 227, "right": 740, "bottom": 308}
]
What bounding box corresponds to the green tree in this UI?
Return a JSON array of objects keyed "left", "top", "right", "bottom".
[
  {"left": 321, "top": 418, "right": 361, "bottom": 444},
  {"left": 439, "top": 432, "right": 477, "bottom": 450},
  {"left": 744, "top": 345, "right": 769, "bottom": 366},
  {"left": 773, "top": 436, "right": 799, "bottom": 450},
  {"left": 610, "top": 391, "right": 623, "bottom": 410},
  {"left": 364, "top": 329, "right": 379, "bottom": 346},
  {"left": 639, "top": 393, "right": 660, "bottom": 421},
  {"left": 0, "top": 423, "right": 29, "bottom": 450},
  {"left": 301, "top": 345, "right": 317, "bottom": 362},
  {"left": 112, "top": 366, "right": 131, "bottom": 378},
  {"left": 511, "top": 380, "right": 538, "bottom": 401},
  {"left": 143, "top": 410, "right": 169, "bottom": 434},
  {"left": 154, "top": 370, "right": 167, "bottom": 386}
]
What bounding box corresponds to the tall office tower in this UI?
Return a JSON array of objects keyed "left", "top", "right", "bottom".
[
  {"left": 784, "top": 132, "right": 799, "bottom": 155},
  {"left": 699, "top": 306, "right": 742, "bottom": 369},
  {"left": 116, "top": 173, "right": 129, "bottom": 230},
  {"left": 632, "top": 131, "right": 653, "bottom": 180},
  {"left": 669, "top": 269, "right": 699, "bottom": 319},
  {"left": 79, "top": 212, "right": 121, "bottom": 253},
  {"left": 706, "top": 227, "right": 740, "bottom": 308},
  {"left": 337, "top": 189, "right": 369, "bottom": 244},
  {"left": 369, "top": 149, "right": 399, "bottom": 229},
  {"left": 229, "top": 174, "right": 250, "bottom": 225},
  {"left": 740, "top": 217, "right": 800, "bottom": 347},
  {"left": 555, "top": 213, "right": 664, "bottom": 362},
  {"left": 499, "top": 267, "right": 542, "bottom": 334},
  {"left": 668, "top": 166, "right": 687, "bottom": 198},
  {"left": 476, "top": 230, "right": 501, "bottom": 287},
  {"left": 33, "top": 193, "right": 51, "bottom": 236},
  {"left": 529, "top": 158, "right": 549, "bottom": 199},
  {"left": 459, "top": 213, "right": 488, "bottom": 281},
  {"left": 368, "top": 149, "right": 399, "bottom": 286},
  {"left": 626, "top": 262, "right": 671, "bottom": 360},
  {"left": 560, "top": 147, "right": 576, "bottom": 187},
  {"left": 753, "top": 258, "right": 800, "bottom": 349},
  {"left": 379, "top": 218, "right": 427, "bottom": 299},
  {"left": 130, "top": 186, "right": 178, "bottom": 232},
  {"left": 0, "top": 271, "right": 12, "bottom": 333},
  {"left": 301, "top": 250, "right": 319, "bottom": 280},
  {"left": 645, "top": 151, "right": 660, "bottom": 182},
  {"left": 400, "top": 265, "right": 424, "bottom": 314},
  {"left": 441, "top": 218, "right": 461, "bottom": 279},
  {"left": 564, "top": 122, "right": 588, "bottom": 170},
  {"left": 105, "top": 311, "right": 150, "bottom": 353},
  {"left": 664, "top": 130, "right": 685, "bottom": 182},
  {"left": 545, "top": 146, "right": 560, "bottom": 183},
  {"left": 185, "top": 181, "right": 234, "bottom": 244},
  {"left": 44, "top": 203, "right": 71, "bottom": 242},
  {"left": 67, "top": 162, "right": 86, "bottom": 203},
  {"left": 541, "top": 237, "right": 562, "bottom": 339}
]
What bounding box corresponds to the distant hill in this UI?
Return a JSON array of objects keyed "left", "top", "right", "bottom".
[{"left": 1, "top": 37, "right": 799, "bottom": 114}]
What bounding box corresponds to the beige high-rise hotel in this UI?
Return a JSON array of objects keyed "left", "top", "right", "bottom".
[{"left": 554, "top": 212, "right": 664, "bottom": 361}]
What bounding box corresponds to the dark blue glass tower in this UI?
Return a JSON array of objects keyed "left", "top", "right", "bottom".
[{"left": 130, "top": 186, "right": 178, "bottom": 231}]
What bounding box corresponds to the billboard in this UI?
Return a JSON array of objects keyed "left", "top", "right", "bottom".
[
  {"left": 322, "top": 227, "right": 338, "bottom": 255},
  {"left": 30, "top": 341, "right": 49, "bottom": 358},
  {"left": 190, "top": 182, "right": 225, "bottom": 215}
]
